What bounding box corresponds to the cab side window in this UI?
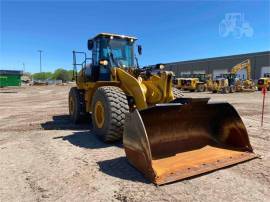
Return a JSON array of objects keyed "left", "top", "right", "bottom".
[{"left": 92, "top": 39, "right": 100, "bottom": 66}]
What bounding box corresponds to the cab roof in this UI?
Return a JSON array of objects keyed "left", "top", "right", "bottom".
[{"left": 92, "top": 33, "right": 137, "bottom": 40}]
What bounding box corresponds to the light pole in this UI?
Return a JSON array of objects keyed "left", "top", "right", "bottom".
[
  {"left": 37, "top": 50, "right": 43, "bottom": 73},
  {"left": 22, "top": 63, "right": 25, "bottom": 72}
]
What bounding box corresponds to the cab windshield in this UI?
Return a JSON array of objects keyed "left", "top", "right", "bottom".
[{"left": 100, "top": 38, "right": 135, "bottom": 68}]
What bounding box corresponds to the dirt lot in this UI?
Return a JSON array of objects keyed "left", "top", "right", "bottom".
[{"left": 0, "top": 85, "right": 269, "bottom": 202}]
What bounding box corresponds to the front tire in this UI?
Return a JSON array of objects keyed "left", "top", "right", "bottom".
[
  {"left": 222, "top": 87, "right": 230, "bottom": 94},
  {"left": 196, "top": 84, "right": 205, "bottom": 92},
  {"left": 91, "top": 86, "right": 129, "bottom": 142},
  {"left": 230, "top": 86, "right": 236, "bottom": 93}
]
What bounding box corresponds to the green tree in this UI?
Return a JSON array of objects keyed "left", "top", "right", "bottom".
[
  {"left": 52, "top": 68, "right": 70, "bottom": 82},
  {"left": 32, "top": 72, "right": 53, "bottom": 80},
  {"left": 68, "top": 70, "right": 74, "bottom": 81}
]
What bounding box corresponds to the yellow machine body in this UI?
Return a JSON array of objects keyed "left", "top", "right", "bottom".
[
  {"left": 257, "top": 76, "right": 270, "bottom": 91},
  {"left": 175, "top": 78, "right": 205, "bottom": 92},
  {"left": 181, "top": 78, "right": 198, "bottom": 91},
  {"left": 212, "top": 78, "right": 229, "bottom": 93},
  {"left": 76, "top": 68, "right": 174, "bottom": 112},
  {"left": 173, "top": 78, "right": 185, "bottom": 89},
  {"left": 206, "top": 79, "right": 214, "bottom": 91}
]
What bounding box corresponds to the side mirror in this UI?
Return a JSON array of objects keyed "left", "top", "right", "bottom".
[
  {"left": 99, "top": 59, "right": 108, "bottom": 66},
  {"left": 88, "top": 40, "right": 94, "bottom": 50},
  {"left": 138, "top": 45, "right": 142, "bottom": 55}
]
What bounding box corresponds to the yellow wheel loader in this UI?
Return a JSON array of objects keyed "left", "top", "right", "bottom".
[
  {"left": 212, "top": 77, "right": 231, "bottom": 93},
  {"left": 258, "top": 73, "right": 270, "bottom": 91},
  {"left": 69, "top": 33, "right": 256, "bottom": 185},
  {"left": 173, "top": 77, "right": 184, "bottom": 89},
  {"left": 181, "top": 78, "right": 206, "bottom": 92}
]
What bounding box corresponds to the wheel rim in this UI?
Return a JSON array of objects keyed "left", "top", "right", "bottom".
[
  {"left": 69, "top": 96, "right": 74, "bottom": 115},
  {"left": 94, "top": 101, "right": 105, "bottom": 128}
]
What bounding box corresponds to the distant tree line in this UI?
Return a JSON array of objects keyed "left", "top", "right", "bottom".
[{"left": 32, "top": 69, "right": 74, "bottom": 82}]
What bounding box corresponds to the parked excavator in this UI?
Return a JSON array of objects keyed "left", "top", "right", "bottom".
[
  {"left": 69, "top": 33, "right": 256, "bottom": 185},
  {"left": 230, "top": 59, "right": 256, "bottom": 92},
  {"left": 213, "top": 59, "right": 256, "bottom": 93}
]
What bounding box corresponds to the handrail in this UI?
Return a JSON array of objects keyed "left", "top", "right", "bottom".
[{"left": 72, "top": 50, "right": 92, "bottom": 83}]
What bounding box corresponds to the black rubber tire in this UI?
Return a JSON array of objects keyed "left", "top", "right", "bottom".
[
  {"left": 222, "top": 87, "right": 230, "bottom": 94},
  {"left": 230, "top": 86, "right": 236, "bottom": 93},
  {"left": 69, "top": 87, "right": 85, "bottom": 124},
  {"left": 91, "top": 86, "right": 129, "bottom": 142},
  {"left": 196, "top": 84, "right": 204, "bottom": 92},
  {"left": 172, "top": 87, "right": 183, "bottom": 98}
]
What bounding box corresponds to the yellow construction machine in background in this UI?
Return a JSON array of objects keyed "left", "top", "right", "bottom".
[
  {"left": 211, "top": 75, "right": 232, "bottom": 93},
  {"left": 173, "top": 74, "right": 211, "bottom": 92},
  {"left": 230, "top": 59, "right": 256, "bottom": 92},
  {"left": 69, "top": 33, "right": 256, "bottom": 185},
  {"left": 257, "top": 73, "right": 270, "bottom": 91},
  {"left": 212, "top": 59, "right": 256, "bottom": 94},
  {"left": 173, "top": 77, "right": 185, "bottom": 89},
  {"left": 181, "top": 77, "right": 205, "bottom": 92}
]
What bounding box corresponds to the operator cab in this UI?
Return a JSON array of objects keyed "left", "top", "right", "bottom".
[
  {"left": 73, "top": 33, "right": 142, "bottom": 83},
  {"left": 87, "top": 33, "right": 139, "bottom": 81}
]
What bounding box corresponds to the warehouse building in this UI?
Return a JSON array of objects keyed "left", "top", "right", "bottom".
[
  {"left": 164, "top": 51, "right": 270, "bottom": 80},
  {"left": 0, "top": 70, "right": 23, "bottom": 87}
]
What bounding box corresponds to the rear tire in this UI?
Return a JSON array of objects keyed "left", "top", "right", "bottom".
[
  {"left": 69, "top": 87, "right": 85, "bottom": 123},
  {"left": 91, "top": 86, "right": 129, "bottom": 142},
  {"left": 222, "top": 87, "right": 230, "bottom": 94},
  {"left": 230, "top": 86, "right": 236, "bottom": 93},
  {"left": 196, "top": 84, "right": 204, "bottom": 92}
]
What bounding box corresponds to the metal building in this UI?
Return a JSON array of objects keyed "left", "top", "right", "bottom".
[
  {"left": 164, "top": 51, "right": 270, "bottom": 80},
  {"left": 0, "top": 70, "right": 22, "bottom": 87}
]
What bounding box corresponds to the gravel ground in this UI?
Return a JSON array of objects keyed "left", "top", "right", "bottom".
[{"left": 0, "top": 85, "right": 269, "bottom": 202}]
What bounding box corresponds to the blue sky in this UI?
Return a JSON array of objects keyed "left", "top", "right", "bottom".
[{"left": 1, "top": 0, "right": 270, "bottom": 73}]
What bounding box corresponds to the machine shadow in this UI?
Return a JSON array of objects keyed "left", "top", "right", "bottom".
[
  {"left": 97, "top": 157, "right": 149, "bottom": 184},
  {"left": 41, "top": 114, "right": 91, "bottom": 130},
  {"left": 54, "top": 131, "right": 123, "bottom": 149},
  {"left": 0, "top": 91, "right": 18, "bottom": 93}
]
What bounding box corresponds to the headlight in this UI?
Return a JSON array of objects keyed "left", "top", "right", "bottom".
[
  {"left": 159, "top": 64, "right": 165, "bottom": 69},
  {"left": 156, "top": 63, "right": 165, "bottom": 70}
]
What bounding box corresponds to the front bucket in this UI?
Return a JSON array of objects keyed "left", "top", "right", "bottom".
[{"left": 123, "top": 98, "right": 257, "bottom": 185}]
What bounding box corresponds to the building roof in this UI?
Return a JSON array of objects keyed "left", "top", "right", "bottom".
[
  {"left": 166, "top": 51, "right": 270, "bottom": 66},
  {"left": 0, "top": 70, "right": 23, "bottom": 76}
]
